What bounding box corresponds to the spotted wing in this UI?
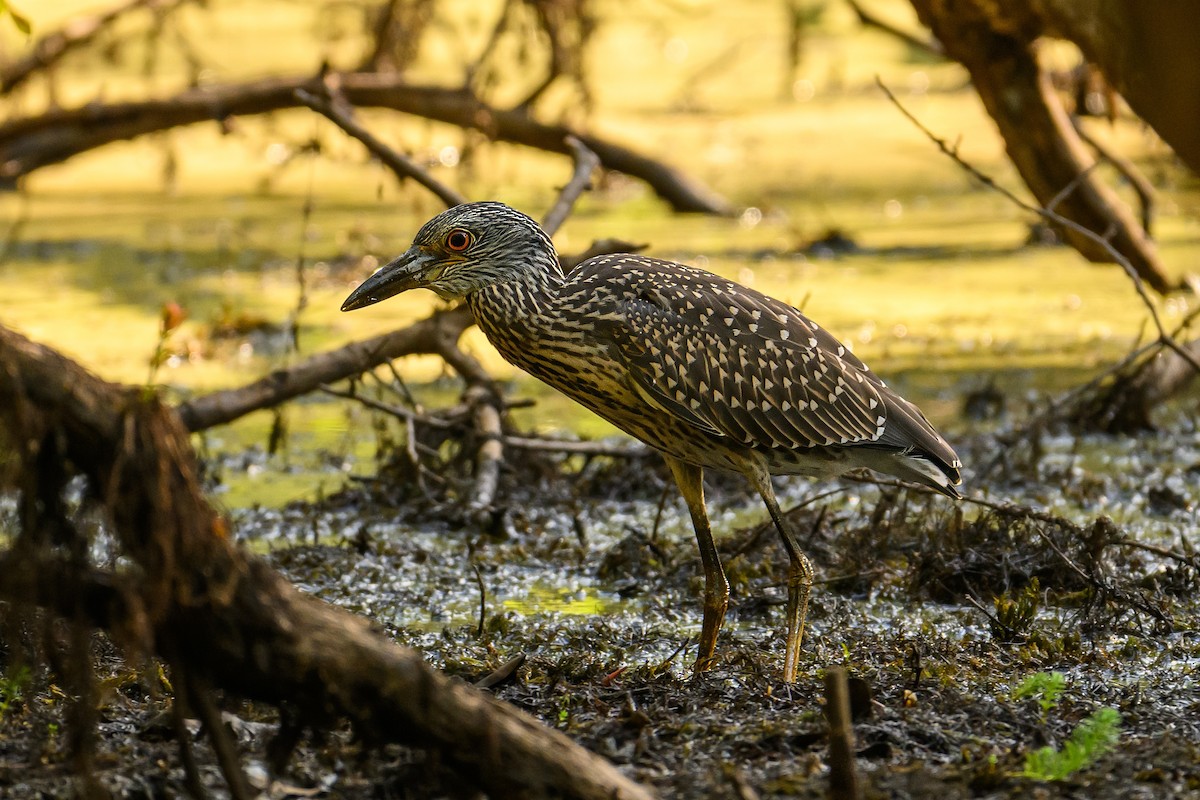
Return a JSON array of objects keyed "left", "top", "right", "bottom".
[{"left": 574, "top": 254, "right": 896, "bottom": 453}]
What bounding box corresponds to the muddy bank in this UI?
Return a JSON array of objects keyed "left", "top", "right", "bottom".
[{"left": 1, "top": 412, "right": 1198, "bottom": 798}]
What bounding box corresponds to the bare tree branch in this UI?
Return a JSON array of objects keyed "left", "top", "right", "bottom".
[
  {"left": 0, "top": 72, "right": 728, "bottom": 213},
  {"left": 905, "top": 0, "right": 1179, "bottom": 294},
  {"left": 541, "top": 135, "right": 601, "bottom": 235},
  {"left": 1071, "top": 115, "right": 1156, "bottom": 236},
  {"left": 175, "top": 306, "right": 474, "bottom": 432},
  {"left": 845, "top": 0, "right": 943, "bottom": 57},
  {"left": 295, "top": 83, "right": 467, "bottom": 208}
]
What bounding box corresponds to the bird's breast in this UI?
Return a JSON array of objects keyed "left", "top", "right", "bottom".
[{"left": 471, "top": 293, "right": 630, "bottom": 409}]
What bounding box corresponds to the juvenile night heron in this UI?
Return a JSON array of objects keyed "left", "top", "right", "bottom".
[{"left": 343, "top": 202, "right": 962, "bottom": 682}]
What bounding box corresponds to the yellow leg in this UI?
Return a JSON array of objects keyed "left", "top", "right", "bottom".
[
  {"left": 664, "top": 455, "right": 728, "bottom": 673},
  {"left": 745, "top": 458, "right": 813, "bottom": 683}
]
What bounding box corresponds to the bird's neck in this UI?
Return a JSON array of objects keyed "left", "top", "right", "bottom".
[
  {"left": 466, "top": 263, "right": 568, "bottom": 367},
  {"left": 470, "top": 259, "right": 563, "bottom": 312}
]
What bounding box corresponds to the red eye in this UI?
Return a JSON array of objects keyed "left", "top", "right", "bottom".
[{"left": 446, "top": 229, "right": 472, "bottom": 252}]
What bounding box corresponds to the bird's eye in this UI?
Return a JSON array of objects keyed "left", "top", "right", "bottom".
[{"left": 446, "top": 229, "right": 472, "bottom": 252}]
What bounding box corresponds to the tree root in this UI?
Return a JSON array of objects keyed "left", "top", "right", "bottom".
[{"left": 0, "top": 323, "right": 656, "bottom": 800}]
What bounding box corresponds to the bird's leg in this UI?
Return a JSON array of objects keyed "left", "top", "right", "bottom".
[
  {"left": 664, "top": 455, "right": 728, "bottom": 674},
  {"left": 745, "top": 459, "right": 813, "bottom": 684}
]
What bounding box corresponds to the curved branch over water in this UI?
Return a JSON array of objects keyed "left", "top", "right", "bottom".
[{"left": 0, "top": 72, "right": 728, "bottom": 214}]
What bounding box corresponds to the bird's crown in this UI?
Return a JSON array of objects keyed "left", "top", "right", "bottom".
[{"left": 416, "top": 202, "right": 557, "bottom": 268}]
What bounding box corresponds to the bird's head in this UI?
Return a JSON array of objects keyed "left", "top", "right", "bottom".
[{"left": 341, "top": 201, "right": 559, "bottom": 311}]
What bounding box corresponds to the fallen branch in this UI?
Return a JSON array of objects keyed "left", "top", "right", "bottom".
[
  {"left": 466, "top": 384, "right": 504, "bottom": 510},
  {"left": 175, "top": 305, "right": 474, "bottom": 432},
  {"left": 0, "top": 323, "right": 655, "bottom": 800},
  {"left": 0, "top": 71, "right": 728, "bottom": 214},
  {"left": 542, "top": 135, "right": 602, "bottom": 235},
  {"left": 295, "top": 82, "right": 468, "bottom": 208}
]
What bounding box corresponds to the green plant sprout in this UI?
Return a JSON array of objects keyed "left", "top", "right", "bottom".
[
  {"left": 1023, "top": 708, "right": 1122, "bottom": 781},
  {"left": 0, "top": 665, "right": 31, "bottom": 717},
  {"left": 1013, "top": 670, "right": 1066, "bottom": 714}
]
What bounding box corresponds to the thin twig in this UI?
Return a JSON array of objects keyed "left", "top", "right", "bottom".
[
  {"left": 962, "top": 592, "right": 1005, "bottom": 630},
  {"left": 471, "top": 559, "right": 487, "bottom": 639},
  {"left": 319, "top": 384, "right": 458, "bottom": 429},
  {"left": 1043, "top": 159, "right": 1103, "bottom": 216},
  {"left": 1072, "top": 115, "right": 1156, "bottom": 236},
  {"left": 541, "top": 135, "right": 601, "bottom": 237},
  {"left": 727, "top": 488, "right": 845, "bottom": 562},
  {"left": 847, "top": 473, "right": 1100, "bottom": 584},
  {"left": 876, "top": 77, "right": 1200, "bottom": 378},
  {"left": 381, "top": 361, "right": 420, "bottom": 408},
  {"left": 846, "top": 0, "right": 942, "bottom": 57},
  {"left": 327, "top": 384, "right": 631, "bottom": 457},
  {"left": 650, "top": 485, "right": 671, "bottom": 543},
  {"left": 1113, "top": 538, "right": 1200, "bottom": 572},
  {"left": 295, "top": 85, "right": 467, "bottom": 208},
  {"left": 288, "top": 132, "right": 316, "bottom": 357}
]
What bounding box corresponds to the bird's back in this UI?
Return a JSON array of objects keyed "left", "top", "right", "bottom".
[{"left": 471, "top": 252, "right": 962, "bottom": 495}]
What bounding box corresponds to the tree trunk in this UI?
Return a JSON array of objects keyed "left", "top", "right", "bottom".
[
  {"left": 908, "top": 0, "right": 1180, "bottom": 294},
  {"left": 1032, "top": 0, "right": 1200, "bottom": 176}
]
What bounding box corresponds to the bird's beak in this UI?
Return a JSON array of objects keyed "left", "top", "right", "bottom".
[{"left": 341, "top": 247, "right": 434, "bottom": 311}]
